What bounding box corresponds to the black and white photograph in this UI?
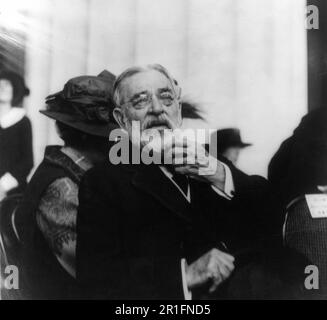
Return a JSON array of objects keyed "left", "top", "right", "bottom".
[{"left": 0, "top": 0, "right": 326, "bottom": 305}]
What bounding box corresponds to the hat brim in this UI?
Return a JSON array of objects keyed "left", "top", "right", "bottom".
[
  {"left": 236, "top": 142, "right": 252, "bottom": 148},
  {"left": 40, "top": 110, "right": 119, "bottom": 137}
]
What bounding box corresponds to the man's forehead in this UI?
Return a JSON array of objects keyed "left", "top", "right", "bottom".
[{"left": 121, "top": 70, "right": 173, "bottom": 98}]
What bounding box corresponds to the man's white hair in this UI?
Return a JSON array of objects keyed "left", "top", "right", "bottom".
[{"left": 113, "top": 64, "right": 181, "bottom": 107}]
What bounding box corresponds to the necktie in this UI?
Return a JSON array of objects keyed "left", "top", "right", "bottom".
[{"left": 172, "top": 172, "right": 189, "bottom": 196}]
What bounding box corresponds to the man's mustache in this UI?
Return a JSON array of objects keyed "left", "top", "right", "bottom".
[{"left": 143, "top": 116, "right": 172, "bottom": 129}]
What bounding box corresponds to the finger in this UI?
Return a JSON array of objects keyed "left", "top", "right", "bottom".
[
  {"left": 195, "top": 158, "right": 210, "bottom": 167},
  {"left": 163, "top": 148, "right": 187, "bottom": 165},
  {"left": 185, "top": 262, "right": 208, "bottom": 289},
  {"left": 220, "top": 252, "right": 235, "bottom": 263},
  {"left": 217, "top": 261, "right": 235, "bottom": 275},
  {"left": 217, "top": 254, "right": 235, "bottom": 269},
  {"left": 212, "top": 254, "right": 235, "bottom": 272},
  {"left": 213, "top": 249, "right": 235, "bottom": 262},
  {"left": 170, "top": 144, "right": 210, "bottom": 168},
  {"left": 212, "top": 248, "right": 235, "bottom": 260},
  {"left": 208, "top": 260, "right": 228, "bottom": 281},
  {"left": 208, "top": 271, "right": 222, "bottom": 293},
  {"left": 215, "top": 261, "right": 234, "bottom": 277},
  {"left": 209, "top": 281, "right": 220, "bottom": 293},
  {"left": 217, "top": 262, "right": 233, "bottom": 279},
  {"left": 206, "top": 258, "right": 232, "bottom": 293},
  {"left": 166, "top": 146, "right": 191, "bottom": 165},
  {"left": 174, "top": 167, "right": 209, "bottom": 180}
]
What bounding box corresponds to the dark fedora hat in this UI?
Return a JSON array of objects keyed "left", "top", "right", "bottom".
[
  {"left": 40, "top": 70, "right": 119, "bottom": 137},
  {"left": 0, "top": 70, "right": 30, "bottom": 106},
  {"left": 212, "top": 128, "right": 252, "bottom": 153}
]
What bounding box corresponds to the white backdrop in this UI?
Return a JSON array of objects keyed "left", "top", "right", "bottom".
[{"left": 6, "top": 0, "right": 307, "bottom": 176}]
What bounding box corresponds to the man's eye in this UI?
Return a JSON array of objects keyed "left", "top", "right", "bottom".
[
  {"left": 160, "top": 92, "right": 173, "bottom": 98},
  {"left": 160, "top": 93, "right": 174, "bottom": 105},
  {"left": 133, "top": 95, "right": 149, "bottom": 107}
]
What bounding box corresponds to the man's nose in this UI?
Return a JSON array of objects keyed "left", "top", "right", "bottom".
[{"left": 149, "top": 95, "right": 164, "bottom": 114}]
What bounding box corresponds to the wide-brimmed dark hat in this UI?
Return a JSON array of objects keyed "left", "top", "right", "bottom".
[
  {"left": 40, "top": 70, "right": 119, "bottom": 137},
  {"left": 212, "top": 128, "right": 252, "bottom": 153},
  {"left": 0, "top": 70, "right": 30, "bottom": 106}
]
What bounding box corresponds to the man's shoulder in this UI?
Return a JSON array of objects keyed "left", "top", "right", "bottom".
[
  {"left": 79, "top": 162, "right": 140, "bottom": 203},
  {"left": 86, "top": 160, "right": 134, "bottom": 176},
  {"left": 82, "top": 161, "right": 136, "bottom": 188}
]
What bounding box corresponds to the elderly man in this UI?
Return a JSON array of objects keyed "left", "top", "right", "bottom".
[{"left": 76, "top": 64, "right": 302, "bottom": 299}]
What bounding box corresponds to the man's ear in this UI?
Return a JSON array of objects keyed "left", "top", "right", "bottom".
[
  {"left": 173, "top": 78, "right": 182, "bottom": 99},
  {"left": 175, "top": 85, "right": 182, "bottom": 100},
  {"left": 177, "top": 101, "right": 183, "bottom": 127},
  {"left": 113, "top": 107, "right": 126, "bottom": 128}
]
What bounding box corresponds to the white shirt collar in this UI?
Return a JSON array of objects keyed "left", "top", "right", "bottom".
[
  {"left": 159, "top": 166, "right": 191, "bottom": 202},
  {"left": 0, "top": 107, "right": 26, "bottom": 129}
]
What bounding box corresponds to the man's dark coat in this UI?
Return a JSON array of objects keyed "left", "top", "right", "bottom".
[{"left": 76, "top": 156, "right": 288, "bottom": 299}]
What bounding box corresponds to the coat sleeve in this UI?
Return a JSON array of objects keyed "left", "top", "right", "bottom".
[
  {"left": 36, "top": 177, "right": 78, "bottom": 278},
  {"left": 76, "top": 166, "right": 185, "bottom": 299},
  {"left": 220, "top": 159, "right": 285, "bottom": 252}
]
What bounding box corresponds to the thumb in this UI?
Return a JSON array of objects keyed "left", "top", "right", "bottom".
[{"left": 318, "top": 185, "right": 327, "bottom": 194}]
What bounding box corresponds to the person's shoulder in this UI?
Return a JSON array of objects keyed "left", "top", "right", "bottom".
[
  {"left": 294, "top": 107, "right": 327, "bottom": 137},
  {"left": 17, "top": 115, "right": 32, "bottom": 129},
  {"left": 20, "top": 115, "right": 31, "bottom": 123},
  {"left": 2, "top": 113, "right": 30, "bottom": 131},
  {"left": 79, "top": 162, "right": 134, "bottom": 202},
  {"left": 86, "top": 161, "right": 134, "bottom": 177},
  {"left": 85, "top": 161, "right": 119, "bottom": 176},
  {"left": 81, "top": 161, "right": 131, "bottom": 189}
]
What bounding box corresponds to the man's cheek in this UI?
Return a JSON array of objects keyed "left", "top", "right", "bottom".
[
  {"left": 127, "top": 109, "right": 146, "bottom": 121},
  {"left": 167, "top": 108, "right": 181, "bottom": 123}
]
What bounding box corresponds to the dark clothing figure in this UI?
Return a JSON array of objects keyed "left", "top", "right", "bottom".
[
  {"left": 0, "top": 115, "right": 33, "bottom": 194},
  {"left": 15, "top": 70, "right": 117, "bottom": 299},
  {"left": 76, "top": 159, "right": 304, "bottom": 300},
  {"left": 0, "top": 70, "right": 32, "bottom": 195},
  {"left": 16, "top": 146, "right": 88, "bottom": 299},
  {"left": 269, "top": 107, "right": 327, "bottom": 206}
]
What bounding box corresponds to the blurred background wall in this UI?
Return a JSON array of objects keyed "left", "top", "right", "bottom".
[{"left": 0, "top": 0, "right": 308, "bottom": 176}]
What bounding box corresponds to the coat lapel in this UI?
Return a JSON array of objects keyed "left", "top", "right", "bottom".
[{"left": 132, "top": 164, "right": 192, "bottom": 223}]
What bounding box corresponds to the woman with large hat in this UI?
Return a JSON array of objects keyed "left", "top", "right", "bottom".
[
  {"left": 0, "top": 70, "right": 33, "bottom": 199},
  {"left": 16, "top": 70, "right": 118, "bottom": 299}
]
